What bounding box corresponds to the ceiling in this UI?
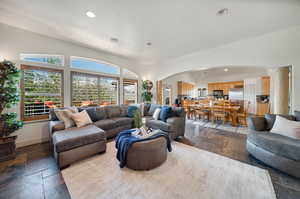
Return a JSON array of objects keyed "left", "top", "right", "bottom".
[
  {"left": 164, "top": 66, "right": 269, "bottom": 84},
  {"left": 1, "top": 0, "right": 300, "bottom": 66}
]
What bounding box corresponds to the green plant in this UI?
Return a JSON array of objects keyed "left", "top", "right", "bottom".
[
  {"left": 133, "top": 109, "right": 142, "bottom": 128},
  {"left": 0, "top": 60, "right": 23, "bottom": 137},
  {"left": 141, "top": 80, "right": 153, "bottom": 102}
]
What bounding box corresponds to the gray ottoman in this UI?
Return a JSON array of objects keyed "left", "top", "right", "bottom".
[
  {"left": 126, "top": 136, "right": 167, "bottom": 170},
  {"left": 52, "top": 125, "right": 106, "bottom": 168}
]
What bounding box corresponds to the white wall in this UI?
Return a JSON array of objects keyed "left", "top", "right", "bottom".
[
  {"left": 149, "top": 25, "right": 300, "bottom": 112},
  {"left": 0, "top": 23, "right": 140, "bottom": 147},
  {"left": 162, "top": 72, "right": 198, "bottom": 104}
]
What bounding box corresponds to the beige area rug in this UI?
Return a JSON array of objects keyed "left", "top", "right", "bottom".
[{"left": 62, "top": 142, "right": 276, "bottom": 199}]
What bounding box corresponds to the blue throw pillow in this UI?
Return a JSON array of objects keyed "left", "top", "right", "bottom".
[
  {"left": 127, "top": 106, "right": 139, "bottom": 118},
  {"left": 159, "top": 106, "right": 172, "bottom": 122}
]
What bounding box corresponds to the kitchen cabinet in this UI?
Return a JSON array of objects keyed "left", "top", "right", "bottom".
[
  {"left": 177, "top": 81, "right": 195, "bottom": 97},
  {"left": 261, "top": 76, "right": 270, "bottom": 95},
  {"left": 207, "top": 81, "right": 244, "bottom": 95}
]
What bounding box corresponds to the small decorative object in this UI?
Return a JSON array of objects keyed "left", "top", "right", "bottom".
[
  {"left": 133, "top": 109, "right": 143, "bottom": 128},
  {"left": 0, "top": 59, "right": 24, "bottom": 161},
  {"left": 142, "top": 80, "right": 153, "bottom": 102}
]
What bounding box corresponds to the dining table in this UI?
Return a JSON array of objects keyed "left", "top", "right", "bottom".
[{"left": 188, "top": 104, "right": 241, "bottom": 126}]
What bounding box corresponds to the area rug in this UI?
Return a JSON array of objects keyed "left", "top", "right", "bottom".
[{"left": 62, "top": 142, "right": 276, "bottom": 199}]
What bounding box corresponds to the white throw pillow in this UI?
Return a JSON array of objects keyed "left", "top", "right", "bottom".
[
  {"left": 152, "top": 108, "right": 161, "bottom": 120},
  {"left": 71, "top": 110, "right": 93, "bottom": 128},
  {"left": 270, "top": 116, "right": 300, "bottom": 139}
]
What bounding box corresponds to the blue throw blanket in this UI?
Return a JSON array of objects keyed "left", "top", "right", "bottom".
[{"left": 115, "top": 129, "right": 172, "bottom": 168}]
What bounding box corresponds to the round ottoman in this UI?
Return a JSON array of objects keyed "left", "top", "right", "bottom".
[{"left": 126, "top": 137, "right": 167, "bottom": 170}]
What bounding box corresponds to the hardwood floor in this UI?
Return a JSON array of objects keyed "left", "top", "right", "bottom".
[{"left": 0, "top": 121, "right": 300, "bottom": 199}]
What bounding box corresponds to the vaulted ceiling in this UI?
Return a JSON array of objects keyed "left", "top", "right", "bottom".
[{"left": 1, "top": 0, "right": 300, "bottom": 74}]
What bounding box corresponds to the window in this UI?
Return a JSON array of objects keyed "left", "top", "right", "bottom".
[
  {"left": 123, "top": 68, "right": 138, "bottom": 79},
  {"left": 20, "top": 54, "right": 64, "bottom": 66},
  {"left": 71, "top": 56, "right": 120, "bottom": 75},
  {"left": 71, "top": 72, "right": 119, "bottom": 107},
  {"left": 21, "top": 65, "right": 64, "bottom": 121},
  {"left": 123, "top": 79, "right": 138, "bottom": 104}
]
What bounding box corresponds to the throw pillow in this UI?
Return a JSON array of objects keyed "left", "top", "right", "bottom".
[
  {"left": 54, "top": 108, "right": 78, "bottom": 128},
  {"left": 159, "top": 106, "right": 172, "bottom": 122},
  {"left": 270, "top": 116, "right": 300, "bottom": 139},
  {"left": 152, "top": 108, "right": 161, "bottom": 120},
  {"left": 71, "top": 110, "right": 93, "bottom": 128},
  {"left": 78, "top": 107, "right": 98, "bottom": 122},
  {"left": 148, "top": 104, "right": 161, "bottom": 116},
  {"left": 127, "top": 106, "right": 139, "bottom": 118},
  {"left": 265, "top": 114, "right": 295, "bottom": 130}
]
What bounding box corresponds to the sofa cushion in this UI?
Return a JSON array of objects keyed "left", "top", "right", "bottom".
[
  {"left": 52, "top": 125, "right": 106, "bottom": 153},
  {"left": 159, "top": 106, "right": 172, "bottom": 122},
  {"left": 111, "top": 117, "right": 133, "bottom": 127},
  {"left": 171, "top": 107, "right": 185, "bottom": 117},
  {"left": 50, "top": 107, "right": 78, "bottom": 121},
  {"left": 71, "top": 110, "right": 93, "bottom": 128},
  {"left": 264, "top": 114, "right": 295, "bottom": 130},
  {"left": 127, "top": 106, "right": 139, "bottom": 118},
  {"left": 247, "top": 131, "right": 300, "bottom": 161},
  {"left": 146, "top": 119, "right": 171, "bottom": 132},
  {"left": 95, "top": 106, "right": 107, "bottom": 120},
  {"left": 105, "top": 105, "right": 121, "bottom": 118},
  {"left": 144, "top": 103, "right": 151, "bottom": 116},
  {"left": 78, "top": 107, "right": 97, "bottom": 122},
  {"left": 295, "top": 111, "right": 300, "bottom": 121},
  {"left": 94, "top": 119, "right": 117, "bottom": 130},
  {"left": 148, "top": 104, "right": 161, "bottom": 116},
  {"left": 120, "top": 105, "right": 129, "bottom": 117}
]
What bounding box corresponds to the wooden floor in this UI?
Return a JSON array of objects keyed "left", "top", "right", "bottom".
[{"left": 1, "top": 121, "right": 300, "bottom": 199}]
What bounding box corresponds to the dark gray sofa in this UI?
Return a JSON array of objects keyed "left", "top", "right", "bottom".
[
  {"left": 143, "top": 104, "right": 186, "bottom": 140},
  {"left": 49, "top": 104, "right": 185, "bottom": 168},
  {"left": 247, "top": 111, "right": 300, "bottom": 178}
]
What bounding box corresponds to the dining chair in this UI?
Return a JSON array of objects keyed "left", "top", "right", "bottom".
[
  {"left": 195, "top": 105, "right": 209, "bottom": 121},
  {"left": 211, "top": 102, "right": 226, "bottom": 124},
  {"left": 237, "top": 101, "right": 250, "bottom": 126}
]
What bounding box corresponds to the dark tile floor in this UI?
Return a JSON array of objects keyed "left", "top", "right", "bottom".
[{"left": 0, "top": 121, "right": 300, "bottom": 199}]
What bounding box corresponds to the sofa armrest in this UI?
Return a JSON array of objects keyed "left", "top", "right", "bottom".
[
  {"left": 49, "top": 121, "right": 65, "bottom": 135},
  {"left": 166, "top": 117, "right": 185, "bottom": 139},
  {"left": 248, "top": 116, "right": 266, "bottom": 131}
]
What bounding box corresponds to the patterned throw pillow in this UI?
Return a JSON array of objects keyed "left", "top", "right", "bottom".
[
  {"left": 54, "top": 107, "right": 78, "bottom": 128},
  {"left": 71, "top": 110, "right": 93, "bottom": 128}
]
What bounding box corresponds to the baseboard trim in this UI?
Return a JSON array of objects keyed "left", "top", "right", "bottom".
[{"left": 16, "top": 138, "right": 49, "bottom": 148}]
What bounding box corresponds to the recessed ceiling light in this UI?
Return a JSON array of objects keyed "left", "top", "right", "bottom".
[
  {"left": 224, "top": 68, "right": 229, "bottom": 72},
  {"left": 147, "top": 42, "right": 152, "bottom": 46},
  {"left": 110, "top": 37, "right": 119, "bottom": 43},
  {"left": 86, "top": 11, "right": 96, "bottom": 18},
  {"left": 217, "top": 8, "right": 229, "bottom": 16}
]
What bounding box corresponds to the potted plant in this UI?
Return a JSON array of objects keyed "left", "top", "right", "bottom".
[
  {"left": 141, "top": 80, "right": 153, "bottom": 102},
  {"left": 0, "top": 60, "right": 23, "bottom": 161}
]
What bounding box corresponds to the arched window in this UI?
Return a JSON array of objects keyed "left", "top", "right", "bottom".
[
  {"left": 70, "top": 56, "right": 120, "bottom": 75},
  {"left": 20, "top": 54, "right": 64, "bottom": 66}
]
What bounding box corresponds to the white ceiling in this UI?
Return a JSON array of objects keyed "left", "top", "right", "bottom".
[
  {"left": 1, "top": 0, "right": 300, "bottom": 66},
  {"left": 164, "top": 66, "right": 269, "bottom": 84}
]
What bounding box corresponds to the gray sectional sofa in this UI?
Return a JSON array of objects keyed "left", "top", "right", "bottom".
[
  {"left": 247, "top": 111, "right": 300, "bottom": 178},
  {"left": 49, "top": 104, "right": 185, "bottom": 168}
]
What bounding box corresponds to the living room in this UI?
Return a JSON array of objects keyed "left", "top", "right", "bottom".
[{"left": 1, "top": 1, "right": 300, "bottom": 199}]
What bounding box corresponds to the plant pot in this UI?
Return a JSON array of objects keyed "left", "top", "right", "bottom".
[{"left": 0, "top": 136, "right": 17, "bottom": 162}]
